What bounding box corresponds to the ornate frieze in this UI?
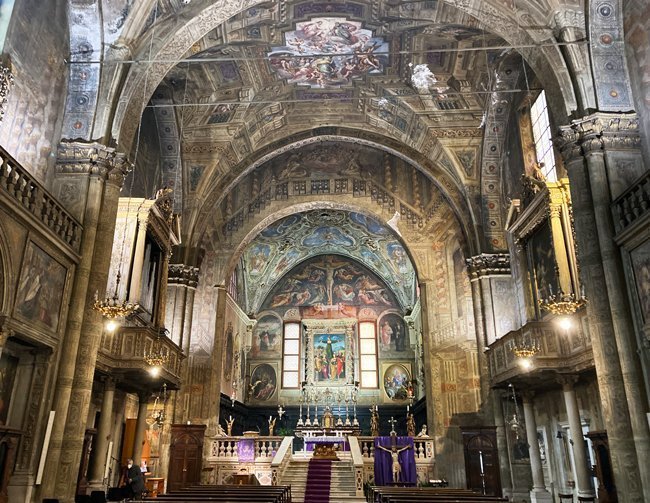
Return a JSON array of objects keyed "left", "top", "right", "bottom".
[
  {"left": 466, "top": 253, "right": 511, "bottom": 280},
  {"left": 168, "top": 264, "right": 200, "bottom": 288},
  {"left": 56, "top": 141, "right": 130, "bottom": 180}
]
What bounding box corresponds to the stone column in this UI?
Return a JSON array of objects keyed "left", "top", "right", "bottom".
[
  {"left": 467, "top": 254, "right": 512, "bottom": 418},
  {"left": 53, "top": 154, "right": 129, "bottom": 501},
  {"left": 417, "top": 282, "right": 439, "bottom": 438},
  {"left": 492, "top": 391, "right": 513, "bottom": 498},
  {"left": 132, "top": 395, "right": 149, "bottom": 464},
  {"left": 522, "top": 394, "right": 552, "bottom": 503},
  {"left": 128, "top": 216, "right": 148, "bottom": 304},
  {"left": 558, "top": 375, "right": 596, "bottom": 499},
  {"left": 40, "top": 142, "right": 126, "bottom": 501},
  {"left": 89, "top": 378, "right": 116, "bottom": 487},
  {"left": 558, "top": 114, "right": 649, "bottom": 502}
]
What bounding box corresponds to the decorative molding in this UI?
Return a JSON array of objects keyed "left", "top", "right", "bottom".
[
  {"left": 56, "top": 141, "right": 130, "bottom": 181},
  {"left": 466, "top": 253, "right": 511, "bottom": 279},
  {"left": 552, "top": 9, "right": 586, "bottom": 34}
]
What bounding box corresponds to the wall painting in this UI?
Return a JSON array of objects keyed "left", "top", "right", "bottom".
[
  {"left": 251, "top": 314, "right": 282, "bottom": 357},
  {"left": 15, "top": 242, "right": 66, "bottom": 331},
  {"left": 382, "top": 362, "right": 412, "bottom": 402},
  {"left": 378, "top": 313, "right": 408, "bottom": 353},
  {"left": 313, "top": 333, "right": 346, "bottom": 382},
  {"left": 249, "top": 363, "right": 277, "bottom": 402}
]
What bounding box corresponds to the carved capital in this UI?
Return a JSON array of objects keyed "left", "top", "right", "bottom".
[
  {"left": 556, "top": 373, "right": 579, "bottom": 390},
  {"left": 552, "top": 9, "right": 586, "bottom": 37},
  {"left": 56, "top": 141, "right": 131, "bottom": 182},
  {"left": 466, "top": 253, "right": 511, "bottom": 279},
  {"left": 556, "top": 112, "right": 641, "bottom": 163},
  {"left": 168, "top": 264, "right": 199, "bottom": 288}
]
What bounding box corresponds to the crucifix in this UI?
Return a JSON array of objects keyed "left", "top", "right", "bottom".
[{"left": 388, "top": 416, "right": 397, "bottom": 435}]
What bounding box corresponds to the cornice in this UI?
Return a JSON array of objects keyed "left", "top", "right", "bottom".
[{"left": 466, "top": 253, "right": 511, "bottom": 279}]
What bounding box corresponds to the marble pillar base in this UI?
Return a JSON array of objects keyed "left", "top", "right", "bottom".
[
  {"left": 530, "top": 488, "right": 553, "bottom": 503},
  {"left": 87, "top": 480, "right": 107, "bottom": 493}
]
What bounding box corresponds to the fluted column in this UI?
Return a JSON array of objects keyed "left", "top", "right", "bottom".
[
  {"left": 558, "top": 113, "right": 649, "bottom": 502},
  {"left": 559, "top": 375, "right": 595, "bottom": 499},
  {"left": 522, "top": 394, "right": 551, "bottom": 503},
  {"left": 132, "top": 394, "right": 149, "bottom": 464},
  {"left": 89, "top": 378, "right": 115, "bottom": 486},
  {"left": 40, "top": 142, "right": 126, "bottom": 502},
  {"left": 54, "top": 157, "right": 129, "bottom": 501}
]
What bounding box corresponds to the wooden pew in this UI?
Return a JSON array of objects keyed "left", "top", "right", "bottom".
[
  {"left": 367, "top": 486, "right": 508, "bottom": 503},
  {"left": 145, "top": 483, "right": 291, "bottom": 503}
]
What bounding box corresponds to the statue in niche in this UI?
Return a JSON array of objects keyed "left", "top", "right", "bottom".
[{"left": 370, "top": 407, "right": 380, "bottom": 436}]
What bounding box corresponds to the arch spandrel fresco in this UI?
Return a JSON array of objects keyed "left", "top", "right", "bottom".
[
  {"left": 260, "top": 254, "right": 400, "bottom": 318},
  {"left": 242, "top": 210, "right": 417, "bottom": 313}
]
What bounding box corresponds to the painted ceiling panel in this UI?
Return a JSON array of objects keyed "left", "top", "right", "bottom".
[{"left": 243, "top": 210, "right": 416, "bottom": 313}]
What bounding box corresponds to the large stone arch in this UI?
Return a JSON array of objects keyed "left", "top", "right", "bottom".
[
  {"left": 185, "top": 129, "right": 481, "bottom": 258},
  {"left": 106, "top": 0, "right": 582, "bottom": 154}
]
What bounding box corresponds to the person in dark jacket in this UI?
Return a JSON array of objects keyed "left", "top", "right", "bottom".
[{"left": 125, "top": 458, "right": 146, "bottom": 500}]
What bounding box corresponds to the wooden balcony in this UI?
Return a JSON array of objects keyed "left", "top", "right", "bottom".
[
  {"left": 96, "top": 325, "right": 184, "bottom": 391},
  {"left": 486, "top": 319, "right": 594, "bottom": 387}
]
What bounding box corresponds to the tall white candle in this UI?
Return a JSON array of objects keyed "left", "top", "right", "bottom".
[{"left": 479, "top": 450, "right": 484, "bottom": 474}]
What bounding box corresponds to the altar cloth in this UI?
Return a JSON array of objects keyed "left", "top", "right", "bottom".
[{"left": 305, "top": 436, "right": 349, "bottom": 451}]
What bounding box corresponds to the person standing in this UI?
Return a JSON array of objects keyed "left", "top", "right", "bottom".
[{"left": 125, "top": 458, "right": 146, "bottom": 500}]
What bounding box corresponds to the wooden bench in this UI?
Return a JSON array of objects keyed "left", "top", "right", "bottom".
[
  {"left": 367, "top": 486, "right": 508, "bottom": 503},
  {"left": 145, "top": 484, "right": 291, "bottom": 503}
]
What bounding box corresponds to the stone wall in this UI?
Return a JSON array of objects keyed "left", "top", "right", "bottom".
[{"left": 0, "top": 0, "right": 68, "bottom": 185}]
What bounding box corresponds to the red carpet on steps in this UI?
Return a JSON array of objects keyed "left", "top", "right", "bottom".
[{"left": 304, "top": 459, "right": 333, "bottom": 503}]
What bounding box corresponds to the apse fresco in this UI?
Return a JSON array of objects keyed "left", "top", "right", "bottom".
[
  {"left": 241, "top": 209, "right": 417, "bottom": 313},
  {"left": 262, "top": 255, "right": 398, "bottom": 312},
  {"left": 269, "top": 17, "right": 389, "bottom": 88}
]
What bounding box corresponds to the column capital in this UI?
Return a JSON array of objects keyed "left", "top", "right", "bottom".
[
  {"left": 551, "top": 8, "right": 586, "bottom": 37},
  {"left": 56, "top": 140, "right": 131, "bottom": 183},
  {"left": 466, "top": 253, "right": 511, "bottom": 280},
  {"left": 168, "top": 264, "right": 200, "bottom": 288},
  {"left": 556, "top": 373, "right": 579, "bottom": 390},
  {"left": 556, "top": 112, "right": 641, "bottom": 162}
]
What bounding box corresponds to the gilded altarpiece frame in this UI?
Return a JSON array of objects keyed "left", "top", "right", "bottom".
[
  {"left": 507, "top": 178, "right": 580, "bottom": 318},
  {"left": 303, "top": 318, "right": 356, "bottom": 389}
]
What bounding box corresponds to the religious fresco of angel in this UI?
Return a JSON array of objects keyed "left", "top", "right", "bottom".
[{"left": 268, "top": 17, "right": 389, "bottom": 88}]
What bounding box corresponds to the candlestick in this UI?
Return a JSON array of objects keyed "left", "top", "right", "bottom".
[{"left": 479, "top": 450, "right": 484, "bottom": 474}]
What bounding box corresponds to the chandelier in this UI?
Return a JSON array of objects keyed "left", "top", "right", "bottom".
[
  {"left": 538, "top": 288, "right": 587, "bottom": 315},
  {"left": 512, "top": 339, "right": 540, "bottom": 359},
  {"left": 144, "top": 332, "right": 169, "bottom": 367},
  {"left": 93, "top": 271, "right": 139, "bottom": 319}
]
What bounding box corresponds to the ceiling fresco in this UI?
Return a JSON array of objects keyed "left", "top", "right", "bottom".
[
  {"left": 243, "top": 210, "right": 417, "bottom": 314},
  {"left": 268, "top": 17, "right": 389, "bottom": 88}
]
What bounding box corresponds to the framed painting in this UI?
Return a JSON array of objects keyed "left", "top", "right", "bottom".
[
  {"left": 251, "top": 313, "right": 282, "bottom": 357},
  {"left": 378, "top": 312, "right": 408, "bottom": 354},
  {"left": 15, "top": 242, "right": 67, "bottom": 331},
  {"left": 527, "top": 220, "right": 558, "bottom": 303},
  {"left": 249, "top": 363, "right": 278, "bottom": 402},
  {"left": 381, "top": 362, "right": 412, "bottom": 402},
  {"left": 303, "top": 318, "right": 355, "bottom": 388},
  {"left": 313, "top": 332, "right": 346, "bottom": 383}
]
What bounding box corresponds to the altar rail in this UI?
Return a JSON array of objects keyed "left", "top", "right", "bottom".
[
  {"left": 208, "top": 436, "right": 284, "bottom": 461},
  {"left": 358, "top": 436, "right": 435, "bottom": 461},
  {"left": 0, "top": 145, "right": 81, "bottom": 251}
]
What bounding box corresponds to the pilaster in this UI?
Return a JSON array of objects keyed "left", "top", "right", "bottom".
[
  {"left": 205, "top": 286, "right": 228, "bottom": 437},
  {"left": 557, "top": 112, "right": 649, "bottom": 502},
  {"left": 40, "top": 142, "right": 127, "bottom": 502}
]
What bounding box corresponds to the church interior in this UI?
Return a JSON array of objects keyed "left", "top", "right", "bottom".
[{"left": 0, "top": 1, "right": 649, "bottom": 502}]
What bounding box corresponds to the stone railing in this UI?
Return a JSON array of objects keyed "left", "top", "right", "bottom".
[
  {"left": 0, "top": 146, "right": 81, "bottom": 251},
  {"left": 486, "top": 319, "right": 593, "bottom": 385},
  {"left": 97, "top": 325, "right": 184, "bottom": 386},
  {"left": 271, "top": 437, "right": 294, "bottom": 486},
  {"left": 208, "top": 436, "right": 284, "bottom": 462},
  {"left": 612, "top": 170, "right": 650, "bottom": 234}
]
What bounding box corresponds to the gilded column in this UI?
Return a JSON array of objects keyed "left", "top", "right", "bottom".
[
  {"left": 40, "top": 142, "right": 125, "bottom": 501},
  {"left": 558, "top": 113, "right": 649, "bottom": 502},
  {"left": 53, "top": 153, "right": 129, "bottom": 501},
  {"left": 89, "top": 378, "right": 116, "bottom": 488},
  {"left": 132, "top": 394, "right": 149, "bottom": 464},
  {"left": 522, "top": 394, "right": 552, "bottom": 503},
  {"left": 558, "top": 375, "right": 595, "bottom": 499}
]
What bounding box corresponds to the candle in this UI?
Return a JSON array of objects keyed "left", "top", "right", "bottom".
[
  {"left": 479, "top": 450, "right": 484, "bottom": 474},
  {"left": 269, "top": 416, "right": 272, "bottom": 422},
  {"left": 407, "top": 405, "right": 410, "bottom": 412},
  {"left": 229, "top": 415, "right": 232, "bottom": 421}
]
